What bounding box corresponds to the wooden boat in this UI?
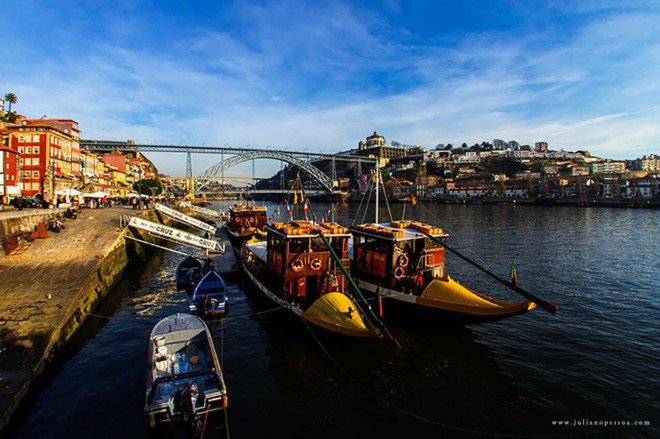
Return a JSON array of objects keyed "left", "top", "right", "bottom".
[
  {"left": 145, "top": 313, "right": 228, "bottom": 431},
  {"left": 224, "top": 202, "right": 268, "bottom": 251},
  {"left": 189, "top": 270, "right": 228, "bottom": 317},
  {"left": 240, "top": 220, "right": 380, "bottom": 338},
  {"left": 175, "top": 256, "right": 204, "bottom": 292},
  {"left": 350, "top": 220, "right": 536, "bottom": 325}
]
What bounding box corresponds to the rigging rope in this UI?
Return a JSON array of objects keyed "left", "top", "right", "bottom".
[{"left": 300, "top": 317, "right": 592, "bottom": 438}]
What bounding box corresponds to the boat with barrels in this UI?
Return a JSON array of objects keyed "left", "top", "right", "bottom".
[
  {"left": 350, "top": 220, "right": 536, "bottom": 325},
  {"left": 145, "top": 313, "right": 228, "bottom": 431},
  {"left": 240, "top": 220, "right": 380, "bottom": 338},
  {"left": 224, "top": 202, "right": 268, "bottom": 250}
]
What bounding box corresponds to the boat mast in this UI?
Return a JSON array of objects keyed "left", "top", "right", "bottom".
[{"left": 375, "top": 160, "right": 379, "bottom": 224}]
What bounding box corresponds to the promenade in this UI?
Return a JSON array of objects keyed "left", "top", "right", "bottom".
[{"left": 0, "top": 206, "right": 136, "bottom": 430}]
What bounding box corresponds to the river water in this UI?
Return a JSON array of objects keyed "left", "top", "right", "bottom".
[{"left": 13, "top": 202, "right": 659, "bottom": 438}]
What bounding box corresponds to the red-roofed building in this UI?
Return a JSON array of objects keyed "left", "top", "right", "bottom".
[
  {"left": 1, "top": 145, "right": 20, "bottom": 203},
  {"left": 8, "top": 117, "right": 81, "bottom": 199}
]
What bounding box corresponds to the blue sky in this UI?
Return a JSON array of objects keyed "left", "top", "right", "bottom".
[{"left": 2, "top": 0, "right": 659, "bottom": 176}]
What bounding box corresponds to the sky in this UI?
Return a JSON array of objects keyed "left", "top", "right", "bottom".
[{"left": 2, "top": 0, "right": 659, "bottom": 177}]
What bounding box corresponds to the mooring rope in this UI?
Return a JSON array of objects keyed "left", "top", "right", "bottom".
[{"left": 300, "top": 317, "right": 602, "bottom": 438}]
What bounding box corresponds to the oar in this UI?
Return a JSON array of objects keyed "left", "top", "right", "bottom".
[
  {"left": 318, "top": 232, "right": 403, "bottom": 349},
  {"left": 424, "top": 233, "right": 558, "bottom": 315}
]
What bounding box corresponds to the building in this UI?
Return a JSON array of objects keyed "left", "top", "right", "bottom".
[
  {"left": 356, "top": 131, "right": 413, "bottom": 166},
  {"left": 590, "top": 160, "right": 626, "bottom": 174},
  {"left": 1, "top": 145, "right": 20, "bottom": 201},
  {"left": 535, "top": 142, "right": 549, "bottom": 152},
  {"left": 8, "top": 118, "right": 81, "bottom": 199}
]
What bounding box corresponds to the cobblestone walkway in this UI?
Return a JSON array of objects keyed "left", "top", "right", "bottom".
[{"left": 0, "top": 206, "right": 135, "bottom": 419}]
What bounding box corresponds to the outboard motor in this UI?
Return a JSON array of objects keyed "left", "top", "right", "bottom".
[{"left": 181, "top": 382, "right": 202, "bottom": 433}]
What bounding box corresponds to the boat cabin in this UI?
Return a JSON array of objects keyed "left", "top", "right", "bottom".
[
  {"left": 226, "top": 203, "right": 268, "bottom": 236},
  {"left": 261, "top": 221, "right": 351, "bottom": 308},
  {"left": 350, "top": 221, "right": 448, "bottom": 292}
]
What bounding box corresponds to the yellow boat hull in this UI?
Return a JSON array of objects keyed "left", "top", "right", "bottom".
[
  {"left": 302, "top": 292, "right": 380, "bottom": 338},
  {"left": 417, "top": 277, "right": 536, "bottom": 317}
]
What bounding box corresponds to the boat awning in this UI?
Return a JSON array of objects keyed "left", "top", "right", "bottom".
[{"left": 350, "top": 223, "right": 448, "bottom": 242}]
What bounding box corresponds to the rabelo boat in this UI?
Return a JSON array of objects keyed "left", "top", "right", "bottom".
[
  {"left": 350, "top": 220, "right": 536, "bottom": 325},
  {"left": 224, "top": 202, "right": 267, "bottom": 249},
  {"left": 241, "top": 220, "right": 380, "bottom": 338}
]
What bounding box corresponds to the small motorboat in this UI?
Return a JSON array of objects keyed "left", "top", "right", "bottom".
[
  {"left": 175, "top": 256, "right": 203, "bottom": 292},
  {"left": 145, "top": 313, "right": 228, "bottom": 432},
  {"left": 189, "top": 270, "right": 228, "bottom": 318}
]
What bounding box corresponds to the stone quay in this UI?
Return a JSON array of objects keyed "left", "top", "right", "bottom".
[{"left": 0, "top": 205, "right": 154, "bottom": 435}]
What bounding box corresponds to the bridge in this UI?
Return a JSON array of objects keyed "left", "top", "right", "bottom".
[{"left": 81, "top": 140, "right": 377, "bottom": 195}]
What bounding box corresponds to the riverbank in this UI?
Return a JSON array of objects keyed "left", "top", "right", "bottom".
[
  {"left": 0, "top": 206, "right": 155, "bottom": 435},
  {"left": 424, "top": 197, "right": 660, "bottom": 208}
]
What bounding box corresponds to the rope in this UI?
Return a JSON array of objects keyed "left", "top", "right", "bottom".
[
  {"left": 300, "top": 317, "right": 597, "bottom": 438},
  {"left": 360, "top": 180, "right": 374, "bottom": 225},
  {"left": 380, "top": 178, "right": 393, "bottom": 222},
  {"left": 352, "top": 180, "right": 370, "bottom": 225}
]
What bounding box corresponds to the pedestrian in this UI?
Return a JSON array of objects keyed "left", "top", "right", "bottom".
[{"left": 131, "top": 197, "right": 137, "bottom": 210}]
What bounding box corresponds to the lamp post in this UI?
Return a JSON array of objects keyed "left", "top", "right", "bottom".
[{"left": 50, "top": 160, "right": 55, "bottom": 203}]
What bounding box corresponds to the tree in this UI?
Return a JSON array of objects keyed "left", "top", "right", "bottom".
[
  {"left": 4, "top": 93, "right": 17, "bottom": 113},
  {"left": 133, "top": 178, "right": 163, "bottom": 195},
  {"left": 482, "top": 157, "right": 527, "bottom": 177},
  {"left": 391, "top": 140, "right": 401, "bottom": 147}
]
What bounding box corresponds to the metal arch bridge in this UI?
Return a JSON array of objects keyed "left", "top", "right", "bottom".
[
  {"left": 196, "top": 150, "right": 334, "bottom": 193},
  {"left": 80, "top": 140, "right": 376, "bottom": 194}
]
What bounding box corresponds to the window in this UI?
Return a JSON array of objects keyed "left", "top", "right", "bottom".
[
  {"left": 32, "top": 171, "right": 39, "bottom": 178},
  {"left": 25, "top": 147, "right": 31, "bottom": 154},
  {"left": 33, "top": 158, "right": 39, "bottom": 166},
  {"left": 32, "top": 135, "right": 40, "bottom": 142},
  {"left": 18, "top": 147, "right": 24, "bottom": 153},
  {"left": 18, "top": 135, "right": 24, "bottom": 142},
  {"left": 33, "top": 146, "right": 39, "bottom": 154},
  {"left": 25, "top": 158, "right": 31, "bottom": 166}
]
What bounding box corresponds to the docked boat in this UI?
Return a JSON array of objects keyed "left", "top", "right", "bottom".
[
  {"left": 189, "top": 269, "right": 228, "bottom": 317},
  {"left": 350, "top": 220, "right": 536, "bottom": 325},
  {"left": 240, "top": 220, "right": 381, "bottom": 338},
  {"left": 175, "top": 256, "right": 204, "bottom": 292},
  {"left": 145, "top": 313, "right": 228, "bottom": 431},
  {"left": 224, "top": 202, "right": 268, "bottom": 250}
]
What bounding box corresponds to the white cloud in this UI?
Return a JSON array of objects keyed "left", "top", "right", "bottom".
[{"left": 2, "top": 1, "right": 658, "bottom": 175}]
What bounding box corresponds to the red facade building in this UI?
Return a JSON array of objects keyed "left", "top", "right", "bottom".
[
  {"left": 1, "top": 145, "right": 20, "bottom": 201},
  {"left": 8, "top": 118, "right": 81, "bottom": 198}
]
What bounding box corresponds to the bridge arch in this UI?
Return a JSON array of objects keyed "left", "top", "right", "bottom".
[{"left": 195, "top": 150, "right": 334, "bottom": 194}]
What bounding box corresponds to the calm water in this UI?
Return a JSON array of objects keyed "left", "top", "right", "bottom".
[{"left": 13, "top": 202, "right": 659, "bottom": 438}]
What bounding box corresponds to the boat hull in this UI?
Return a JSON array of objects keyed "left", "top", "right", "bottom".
[
  {"left": 145, "top": 313, "right": 228, "bottom": 429},
  {"left": 241, "top": 247, "right": 378, "bottom": 338},
  {"left": 355, "top": 278, "right": 535, "bottom": 326}
]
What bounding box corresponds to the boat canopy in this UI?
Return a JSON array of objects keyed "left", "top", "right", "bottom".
[{"left": 351, "top": 221, "right": 448, "bottom": 242}]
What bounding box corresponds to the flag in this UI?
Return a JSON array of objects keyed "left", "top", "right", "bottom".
[
  {"left": 304, "top": 199, "right": 310, "bottom": 214},
  {"left": 510, "top": 260, "right": 518, "bottom": 286},
  {"left": 408, "top": 193, "right": 418, "bottom": 206},
  {"left": 286, "top": 204, "right": 292, "bottom": 217}
]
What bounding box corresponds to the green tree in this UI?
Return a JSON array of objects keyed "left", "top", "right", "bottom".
[
  {"left": 133, "top": 178, "right": 163, "bottom": 195},
  {"left": 4, "top": 93, "right": 17, "bottom": 113},
  {"left": 482, "top": 157, "right": 527, "bottom": 177}
]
